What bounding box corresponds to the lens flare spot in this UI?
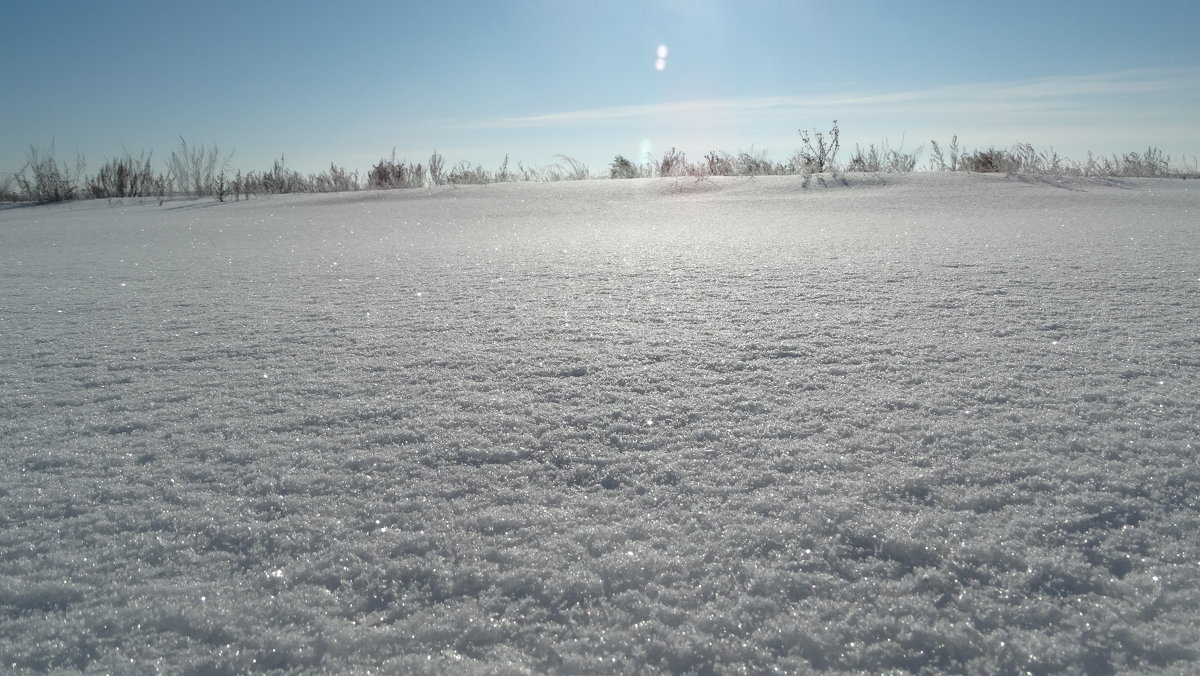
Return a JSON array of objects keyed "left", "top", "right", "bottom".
[
  {"left": 639, "top": 138, "right": 654, "bottom": 161},
  {"left": 655, "top": 58, "right": 666, "bottom": 71},
  {"left": 657, "top": 45, "right": 669, "bottom": 59}
]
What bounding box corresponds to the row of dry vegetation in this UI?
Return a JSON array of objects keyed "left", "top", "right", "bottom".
[{"left": 3, "top": 125, "right": 1196, "bottom": 204}]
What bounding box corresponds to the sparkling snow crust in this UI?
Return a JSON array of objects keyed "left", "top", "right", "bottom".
[{"left": 1, "top": 173, "right": 1197, "bottom": 673}]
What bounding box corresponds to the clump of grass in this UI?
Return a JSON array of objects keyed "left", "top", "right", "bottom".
[
  {"left": 494, "top": 155, "right": 515, "bottom": 183},
  {"left": 223, "top": 159, "right": 358, "bottom": 199},
  {"left": 447, "top": 161, "right": 491, "bottom": 185},
  {"left": 312, "top": 163, "right": 360, "bottom": 193},
  {"left": 929, "top": 136, "right": 1190, "bottom": 177},
  {"left": 610, "top": 155, "right": 639, "bottom": 179},
  {"left": 86, "top": 151, "right": 159, "bottom": 199},
  {"left": 368, "top": 151, "right": 426, "bottom": 189},
  {"left": 657, "top": 147, "right": 687, "bottom": 177},
  {"left": 16, "top": 143, "right": 82, "bottom": 203},
  {"left": 244, "top": 155, "right": 308, "bottom": 194},
  {"left": 736, "top": 148, "right": 778, "bottom": 176},
  {"left": 928, "top": 136, "right": 963, "bottom": 172},
  {"left": 550, "top": 155, "right": 589, "bottom": 181},
  {"left": 515, "top": 161, "right": 542, "bottom": 182},
  {"left": 429, "top": 151, "right": 446, "bottom": 186},
  {"left": 1081, "top": 147, "right": 1177, "bottom": 177},
  {"left": 166, "top": 137, "right": 232, "bottom": 199},
  {"left": 703, "top": 151, "right": 736, "bottom": 176},
  {"left": 846, "top": 138, "right": 923, "bottom": 173}
]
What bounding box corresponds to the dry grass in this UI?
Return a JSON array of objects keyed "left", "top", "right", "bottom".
[
  {"left": 930, "top": 138, "right": 1194, "bottom": 178},
  {"left": 846, "top": 138, "right": 923, "bottom": 173},
  {"left": 15, "top": 143, "right": 82, "bottom": 203},
  {"left": 7, "top": 126, "right": 1197, "bottom": 206}
]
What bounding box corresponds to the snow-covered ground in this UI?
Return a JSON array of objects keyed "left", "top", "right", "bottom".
[{"left": 1, "top": 173, "right": 1197, "bottom": 673}]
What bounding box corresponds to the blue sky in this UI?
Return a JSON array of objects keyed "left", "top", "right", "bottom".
[{"left": 2, "top": 0, "right": 1198, "bottom": 178}]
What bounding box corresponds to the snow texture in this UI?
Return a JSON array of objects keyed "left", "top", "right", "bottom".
[{"left": 1, "top": 173, "right": 1198, "bottom": 673}]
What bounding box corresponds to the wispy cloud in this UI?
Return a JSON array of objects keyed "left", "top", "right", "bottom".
[{"left": 441, "top": 67, "right": 1200, "bottom": 131}]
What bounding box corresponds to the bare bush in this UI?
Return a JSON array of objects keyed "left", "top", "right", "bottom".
[
  {"left": 312, "top": 163, "right": 359, "bottom": 192},
  {"left": 1118, "top": 148, "right": 1170, "bottom": 177},
  {"left": 846, "top": 144, "right": 883, "bottom": 172},
  {"left": 658, "top": 147, "right": 686, "bottom": 177},
  {"left": 737, "top": 148, "right": 776, "bottom": 176},
  {"left": 610, "top": 155, "right": 639, "bottom": 179},
  {"left": 959, "top": 148, "right": 1013, "bottom": 173},
  {"left": 368, "top": 151, "right": 426, "bottom": 189},
  {"left": 495, "top": 155, "right": 514, "bottom": 183},
  {"left": 928, "top": 138, "right": 1185, "bottom": 177},
  {"left": 794, "top": 120, "right": 840, "bottom": 173},
  {"left": 213, "top": 173, "right": 230, "bottom": 202},
  {"left": 154, "top": 175, "right": 169, "bottom": 205},
  {"left": 0, "top": 173, "right": 19, "bottom": 202},
  {"left": 16, "top": 143, "right": 80, "bottom": 203},
  {"left": 167, "top": 137, "right": 232, "bottom": 199},
  {"left": 928, "top": 135, "right": 962, "bottom": 171},
  {"left": 86, "top": 151, "right": 157, "bottom": 198},
  {"left": 429, "top": 151, "right": 445, "bottom": 186},
  {"left": 846, "top": 138, "right": 923, "bottom": 173},
  {"left": 1080, "top": 149, "right": 1176, "bottom": 177},
  {"left": 249, "top": 155, "right": 308, "bottom": 194},
  {"left": 447, "top": 161, "right": 490, "bottom": 185},
  {"left": 10, "top": 129, "right": 1195, "bottom": 208},
  {"left": 704, "top": 151, "right": 735, "bottom": 176}
]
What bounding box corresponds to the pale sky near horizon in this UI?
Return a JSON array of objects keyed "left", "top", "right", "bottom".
[{"left": 2, "top": 0, "right": 1198, "bottom": 178}]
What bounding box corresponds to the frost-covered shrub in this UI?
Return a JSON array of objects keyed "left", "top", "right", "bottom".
[
  {"left": 368, "top": 152, "right": 426, "bottom": 189},
  {"left": 928, "top": 135, "right": 962, "bottom": 171},
  {"left": 704, "top": 150, "right": 735, "bottom": 176},
  {"left": 609, "top": 155, "right": 638, "bottom": 179},
  {"left": 166, "top": 136, "right": 231, "bottom": 199},
  {"left": 1086, "top": 147, "right": 1174, "bottom": 177},
  {"left": 16, "top": 143, "right": 80, "bottom": 203},
  {"left": 243, "top": 155, "right": 309, "bottom": 194},
  {"left": 736, "top": 148, "right": 777, "bottom": 175},
  {"left": 447, "top": 161, "right": 491, "bottom": 185},
  {"left": 794, "top": 120, "right": 841, "bottom": 173},
  {"left": 429, "top": 150, "right": 445, "bottom": 185},
  {"left": 311, "top": 163, "right": 360, "bottom": 192},
  {"left": 494, "top": 154, "right": 515, "bottom": 183},
  {"left": 846, "top": 140, "right": 922, "bottom": 173},
  {"left": 0, "top": 172, "right": 20, "bottom": 201},
  {"left": 85, "top": 151, "right": 158, "bottom": 198},
  {"left": 959, "top": 147, "right": 1013, "bottom": 173},
  {"left": 658, "top": 147, "right": 686, "bottom": 177}
]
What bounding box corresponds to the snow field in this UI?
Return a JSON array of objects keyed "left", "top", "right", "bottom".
[{"left": 1, "top": 174, "right": 1198, "bottom": 673}]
